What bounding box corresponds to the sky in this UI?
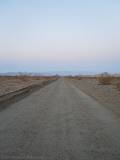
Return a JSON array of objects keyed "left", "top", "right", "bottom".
[{"left": 0, "top": 0, "right": 120, "bottom": 74}]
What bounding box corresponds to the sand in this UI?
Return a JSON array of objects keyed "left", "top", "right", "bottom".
[{"left": 70, "top": 78, "right": 120, "bottom": 116}]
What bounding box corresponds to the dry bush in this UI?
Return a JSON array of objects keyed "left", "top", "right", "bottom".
[{"left": 97, "top": 76, "right": 113, "bottom": 85}]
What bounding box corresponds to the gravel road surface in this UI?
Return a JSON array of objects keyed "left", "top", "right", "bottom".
[{"left": 0, "top": 79, "right": 120, "bottom": 160}]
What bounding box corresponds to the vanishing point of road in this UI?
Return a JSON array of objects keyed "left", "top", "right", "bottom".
[{"left": 0, "top": 79, "right": 120, "bottom": 160}]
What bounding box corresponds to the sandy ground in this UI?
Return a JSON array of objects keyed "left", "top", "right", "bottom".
[
  {"left": 70, "top": 78, "right": 120, "bottom": 116},
  {"left": 0, "top": 79, "right": 120, "bottom": 160},
  {"left": 0, "top": 77, "right": 48, "bottom": 96}
]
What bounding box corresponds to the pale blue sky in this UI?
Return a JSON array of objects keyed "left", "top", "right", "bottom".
[{"left": 0, "top": 0, "right": 120, "bottom": 74}]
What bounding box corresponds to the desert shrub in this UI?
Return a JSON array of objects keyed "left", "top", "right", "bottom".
[{"left": 98, "top": 76, "right": 113, "bottom": 85}]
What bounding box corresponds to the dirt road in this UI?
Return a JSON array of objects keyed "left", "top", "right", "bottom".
[{"left": 0, "top": 79, "right": 120, "bottom": 160}]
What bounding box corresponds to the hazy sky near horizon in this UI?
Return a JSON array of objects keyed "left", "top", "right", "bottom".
[{"left": 0, "top": 0, "right": 120, "bottom": 74}]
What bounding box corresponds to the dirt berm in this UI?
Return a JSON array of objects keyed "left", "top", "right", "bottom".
[{"left": 0, "top": 79, "right": 56, "bottom": 111}]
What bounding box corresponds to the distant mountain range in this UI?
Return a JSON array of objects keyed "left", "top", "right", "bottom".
[{"left": 0, "top": 72, "right": 120, "bottom": 76}]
